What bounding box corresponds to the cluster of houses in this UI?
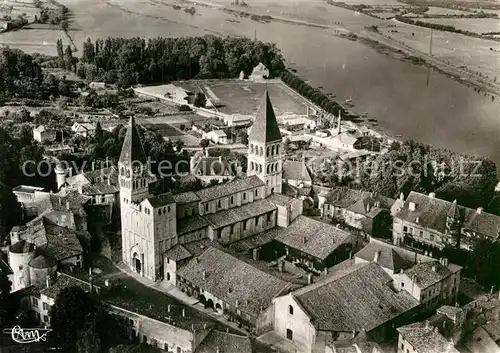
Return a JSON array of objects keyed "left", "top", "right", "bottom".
[{"left": 3, "top": 90, "right": 500, "bottom": 353}]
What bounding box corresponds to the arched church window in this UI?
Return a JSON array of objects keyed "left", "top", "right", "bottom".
[
  {"left": 267, "top": 165, "right": 271, "bottom": 173},
  {"left": 167, "top": 206, "right": 170, "bottom": 213},
  {"left": 266, "top": 146, "right": 270, "bottom": 157},
  {"left": 259, "top": 147, "right": 263, "bottom": 156}
]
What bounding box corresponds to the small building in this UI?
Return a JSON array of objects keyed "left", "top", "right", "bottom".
[
  {"left": 270, "top": 261, "right": 420, "bottom": 353},
  {"left": 323, "top": 188, "right": 371, "bottom": 219},
  {"left": 249, "top": 63, "right": 269, "bottom": 82},
  {"left": 397, "top": 321, "right": 460, "bottom": 353},
  {"left": 43, "top": 145, "right": 74, "bottom": 157},
  {"left": 266, "top": 215, "right": 355, "bottom": 272},
  {"left": 33, "top": 126, "right": 56, "bottom": 143},
  {"left": 71, "top": 122, "right": 96, "bottom": 138},
  {"left": 174, "top": 246, "right": 293, "bottom": 330},
  {"left": 195, "top": 330, "right": 252, "bottom": 353},
  {"left": 204, "top": 130, "right": 228, "bottom": 145},
  {"left": 89, "top": 82, "right": 106, "bottom": 90},
  {"left": 13, "top": 185, "right": 45, "bottom": 204},
  {"left": 282, "top": 160, "right": 313, "bottom": 187},
  {"left": 189, "top": 152, "right": 236, "bottom": 185}
]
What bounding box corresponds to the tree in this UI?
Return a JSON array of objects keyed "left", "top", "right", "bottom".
[
  {"left": 174, "top": 139, "right": 184, "bottom": 152},
  {"left": 60, "top": 19, "right": 68, "bottom": 31},
  {"left": 94, "top": 121, "right": 104, "bottom": 143},
  {"left": 0, "top": 183, "right": 22, "bottom": 244},
  {"left": 0, "top": 263, "right": 12, "bottom": 330},
  {"left": 200, "top": 139, "right": 210, "bottom": 149},
  {"left": 64, "top": 45, "right": 74, "bottom": 71},
  {"left": 193, "top": 92, "right": 207, "bottom": 108},
  {"left": 471, "top": 239, "right": 500, "bottom": 290},
  {"left": 108, "top": 344, "right": 143, "bottom": 353},
  {"left": 50, "top": 286, "right": 96, "bottom": 350},
  {"left": 77, "top": 322, "right": 102, "bottom": 353}
]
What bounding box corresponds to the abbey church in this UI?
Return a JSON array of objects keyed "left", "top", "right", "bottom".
[{"left": 119, "top": 90, "right": 300, "bottom": 281}]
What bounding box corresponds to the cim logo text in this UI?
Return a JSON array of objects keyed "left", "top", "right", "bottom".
[{"left": 3, "top": 325, "right": 52, "bottom": 344}]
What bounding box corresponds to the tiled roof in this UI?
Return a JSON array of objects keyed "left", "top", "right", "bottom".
[
  {"left": 172, "top": 191, "right": 200, "bottom": 205},
  {"left": 195, "top": 330, "right": 252, "bottom": 353},
  {"left": 17, "top": 217, "right": 84, "bottom": 261},
  {"left": 293, "top": 262, "right": 419, "bottom": 332},
  {"left": 325, "top": 188, "right": 371, "bottom": 208},
  {"left": 248, "top": 90, "right": 282, "bottom": 143},
  {"left": 29, "top": 254, "right": 56, "bottom": 269},
  {"left": 394, "top": 192, "right": 500, "bottom": 240},
  {"left": 270, "top": 216, "right": 352, "bottom": 260},
  {"left": 397, "top": 322, "right": 459, "bottom": 353},
  {"left": 203, "top": 199, "right": 276, "bottom": 230},
  {"left": 336, "top": 132, "right": 359, "bottom": 146},
  {"left": 178, "top": 247, "right": 291, "bottom": 317},
  {"left": 266, "top": 193, "right": 295, "bottom": 207},
  {"left": 81, "top": 183, "right": 119, "bottom": 195},
  {"left": 0, "top": 259, "right": 13, "bottom": 275},
  {"left": 146, "top": 192, "right": 175, "bottom": 208},
  {"left": 82, "top": 167, "right": 119, "bottom": 186},
  {"left": 195, "top": 175, "right": 264, "bottom": 202},
  {"left": 282, "top": 160, "right": 312, "bottom": 183},
  {"left": 346, "top": 194, "right": 396, "bottom": 218},
  {"left": 227, "top": 230, "right": 279, "bottom": 253},
  {"left": 405, "top": 261, "right": 460, "bottom": 289},
  {"left": 119, "top": 117, "right": 147, "bottom": 165},
  {"left": 165, "top": 244, "right": 192, "bottom": 262},
  {"left": 41, "top": 273, "right": 93, "bottom": 300},
  {"left": 355, "top": 242, "right": 410, "bottom": 272},
  {"left": 177, "top": 215, "right": 209, "bottom": 235},
  {"left": 9, "top": 240, "right": 36, "bottom": 254}
]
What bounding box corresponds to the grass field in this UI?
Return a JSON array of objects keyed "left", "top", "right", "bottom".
[
  {"left": 420, "top": 18, "right": 500, "bottom": 34},
  {"left": 176, "top": 80, "right": 309, "bottom": 116},
  {"left": 424, "top": 6, "right": 473, "bottom": 15}
]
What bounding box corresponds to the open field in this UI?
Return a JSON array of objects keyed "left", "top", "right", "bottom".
[
  {"left": 176, "top": 80, "right": 309, "bottom": 116},
  {"left": 1, "top": 0, "right": 40, "bottom": 22},
  {"left": 424, "top": 6, "right": 473, "bottom": 15},
  {"left": 419, "top": 18, "right": 500, "bottom": 34},
  {"left": 381, "top": 19, "right": 500, "bottom": 80}
]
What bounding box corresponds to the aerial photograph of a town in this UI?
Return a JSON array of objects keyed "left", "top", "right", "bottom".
[{"left": 0, "top": 0, "right": 498, "bottom": 351}]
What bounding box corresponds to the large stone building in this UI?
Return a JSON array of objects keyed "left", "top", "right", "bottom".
[{"left": 392, "top": 192, "right": 500, "bottom": 253}]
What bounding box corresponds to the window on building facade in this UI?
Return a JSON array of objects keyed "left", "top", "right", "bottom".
[
  {"left": 230, "top": 225, "right": 234, "bottom": 234},
  {"left": 43, "top": 303, "right": 49, "bottom": 311},
  {"left": 267, "top": 213, "right": 272, "bottom": 222},
  {"left": 430, "top": 234, "right": 435, "bottom": 241},
  {"left": 403, "top": 226, "right": 408, "bottom": 232},
  {"left": 205, "top": 204, "right": 209, "bottom": 212},
  {"left": 19, "top": 265, "right": 23, "bottom": 271},
  {"left": 230, "top": 195, "right": 234, "bottom": 204},
  {"left": 289, "top": 305, "right": 294, "bottom": 315},
  {"left": 255, "top": 189, "right": 258, "bottom": 197},
  {"left": 32, "top": 297, "right": 38, "bottom": 306},
  {"left": 243, "top": 192, "right": 246, "bottom": 200},
  {"left": 218, "top": 200, "right": 221, "bottom": 208},
  {"left": 243, "top": 221, "right": 247, "bottom": 231},
  {"left": 401, "top": 282, "right": 404, "bottom": 288},
  {"left": 164, "top": 344, "right": 168, "bottom": 351},
  {"left": 177, "top": 347, "right": 181, "bottom": 353}
]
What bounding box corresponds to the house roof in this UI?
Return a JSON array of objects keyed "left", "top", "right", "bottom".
[
  {"left": 9, "top": 240, "right": 36, "bottom": 254},
  {"left": 119, "top": 116, "right": 148, "bottom": 165},
  {"left": 394, "top": 192, "right": 500, "bottom": 240},
  {"left": 29, "top": 254, "right": 57, "bottom": 269},
  {"left": 292, "top": 262, "right": 419, "bottom": 332},
  {"left": 248, "top": 90, "right": 282, "bottom": 143},
  {"left": 209, "top": 130, "right": 227, "bottom": 137},
  {"left": 325, "top": 188, "right": 371, "bottom": 208},
  {"left": 41, "top": 273, "right": 94, "bottom": 300},
  {"left": 397, "top": 322, "right": 459, "bottom": 353},
  {"left": 194, "top": 175, "right": 264, "bottom": 202},
  {"left": 165, "top": 244, "right": 193, "bottom": 262},
  {"left": 172, "top": 191, "right": 200, "bottom": 205},
  {"left": 282, "top": 160, "right": 312, "bottom": 184},
  {"left": 270, "top": 215, "right": 352, "bottom": 260},
  {"left": 355, "top": 242, "right": 410, "bottom": 272},
  {"left": 346, "top": 194, "right": 396, "bottom": 218},
  {"left": 176, "top": 215, "right": 209, "bottom": 235},
  {"left": 335, "top": 132, "right": 358, "bottom": 146},
  {"left": 404, "top": 260, "right": 461, "bottom": 289},
  {"left": 203, "top": 199, "right": 276, "bottom": 230},
  {"left": 266, "top": 193, "right": 295, "bottom": 207},
  {"left": 178, "top": 247, "right": 291, "bottom": 317},
  {"left": 146, "top": 192, "right": 175, "bottom": 208},
  {"left": 195, "top": 330, "right": 252, "bottom": 353},
  {"left": 81, "top": 183, "right": 119, "bottom": 196}
]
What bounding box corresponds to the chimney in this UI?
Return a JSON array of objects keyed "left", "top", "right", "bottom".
[
  {"left": 69, "top": 168, "right": 73, "bottom": 177},
  {"left": 202, "top": 270, "right": 206, "bottom": 280},
  {"left": 307, "top": 273, "right": 313, "bottom": 285},
  {"left": 432, "top": 264, "right": 437, "bottom": 272},
  {"left": 429, "top": 192, "right": 435, "bottom": 198},
  {"left": 351, "top": 329, "right": 356, "bottom": 339},
  {"left": 216, "top": 346, "right": 220, "bottom": 353},
  {"left": 58, "top": 198, "right": 62, "bottom": 207},
  {"left": 399, "top": 192, "right": 404, "bottom": 200},
  {"left": 477, "top": 207, "right": 483, "bottom": 214},
  {"left": 182, "top": 308, "right": 185, "bottom": 317},
  {"left": 108, "top": 177, "right": 111, "bottom": 186},
  {"left": 46, "top": 275, "right": 51, "bottom": 289},
  {"left": 253, "top": 248, "right": 259, "bottom": 261},
  {"left": 375, "top": 201, "right": 380, "bottom": 208},
  {"left": 168, "top": 305, "right": 171, "bottom": 313},
  {"left": 278, "top": 261, "right": 283, "bottom": 272},
  {"left": 415, "top": 217, "right": 420, "bottom": 224},
  {"left": 66, "top": 200, "right": 70, "bottom": 211},
  {"left": 324, "top": 267, "right": 328, "bottom": 275},
  {"left": 409, "top": 202, "right": 416, "bottom": 211},
  {"left": 425, "top": 320, "right": 431, "bottom": 329},
  {"left": 92, "top": 161, "right": 95, "bottom": 171},
  {"left": 235, "top": 300, "right": 239, "bottom": 308},
  {"left": 366, "top": 202, "right": 371, "bottom": 213},
  {"left": 374, "top": 249, "right": 381, "bottom": 263},
  {"left": 204, "top": 148, "right": 209, "bottom": 157}
]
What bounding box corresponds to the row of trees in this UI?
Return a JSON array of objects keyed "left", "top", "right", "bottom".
[
  {"left": 395, "top": 15, "right": 481, "bottom": 37},
  {"left": 74, "top": 36, "right": 285, "bottom": 86},
  {"left": 281, "top": 70, "right": 343, "bottom": 116}
]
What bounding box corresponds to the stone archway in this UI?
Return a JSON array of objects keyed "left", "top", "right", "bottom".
[
  {"left": 199, "top": 294, "right": 207, "bottom": 306},
  {"left": 215, "top": 303, "right": 222, "bottom": 313},
  {"left": 206, "top": 299, "right": 215, "bottom": 310},
  {"left": 130, "top": 244, "right": 144, "bottom": 276}
]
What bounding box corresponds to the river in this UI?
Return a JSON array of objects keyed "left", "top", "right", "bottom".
[{"left": 4, "top": 0, "right": 499, "bottom": 166}]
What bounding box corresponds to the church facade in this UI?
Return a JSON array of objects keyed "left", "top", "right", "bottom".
[{"left": 119, "top": 90, "right": 287, "bottom": 281}]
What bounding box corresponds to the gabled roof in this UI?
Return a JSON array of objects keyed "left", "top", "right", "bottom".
[
  {"left": 282, "top": 160, "right": 312, "bottom": 183},
  {"left": 178, "top": 246, "right": 291, "bottom": 317},
  {"left": 292, "top": 262, "right": 419, "bottom": 332},
  {"left": 172, "top": 191, "right": 200, "bottom": 205},
  {"left": 248, "top": 90, "right": 282, "bottom": 143},
  {"left": 325, "top": 188, "right": 371, "bottom": 208},
  {"left": 194, "top": 175, "right": 264, "bottom": 202},
  {"left": 397, "top": 322, "right": 459, "bottom": 353},
  {"left": 404, "top": 260, "right": 461, "bottom": 289},
  {"left": 355, "top": 242, "right": 410, "bottom": 272},
  {"left": 165, "top": 244, "right": 192, "bottom": 262},
  {"left": 119, "top": 117, "right": 148, "bottom": 165},
  {"left": 146, "top": 192, "right": 175, "bottom": 208},
  {"left": 195, "top": 330, "right": 252, "bottom": 353},
  {"left": 270, "top": 215, "right": 352, "bottom": 260}
]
